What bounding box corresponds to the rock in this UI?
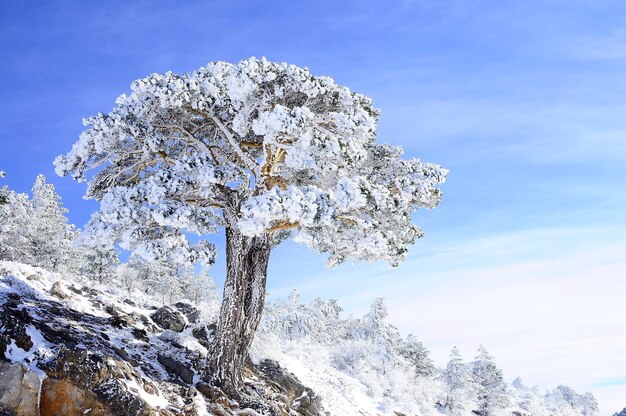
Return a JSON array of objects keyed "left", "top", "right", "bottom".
[
  {"left": 139, "top": 315, "right": 160, "bottom": 333},
  {"left": 7, "top": 292, "right": 21, "bottom": 303},
  {"left": 50, "top": 281, "right": 69, "bottom": 299},
  {"left": 110, "top": 315, "right": 127, "bottom": 328},
  {"left": 82, "top": 286, "right": 100, "bottom": 296},
  {"left": 42, "top": 347, "right": 170, "bottom": 415},
  {"left": 68, "top": 285, "right": 83, "bottom": 295},
  {"left": 0, "top": 299, "right": 33, "bottom": 353},
  {"left": 40, "top": 378, "right": 109, "bottom": 416},
  {"left": 132, "top": 328, "right": 149, "bottom": 342},
  {"left": 25, "top": 273, "right": 41, "bottom": 282},
  {"left": 157, "top": 353, "right": 194, "bottom": 384},
  {"left": 151, "top": 306, "right": 186, "bottom": 332},
  {"left": 105, "top": 304, "right": 120, "bottom": 315},
  {"left": 0, "top": 361, "right": 42, "bottom": 416},
  {"left": 196, "top": 382, "right": 224, "bottom": 401},
  {"left": 158, "top": 330, "right": 181, "bottom": 345},
  {"left": 292, "top": 390, "right": 321, "bottom": 416},
  {"left": 123, "top": 298, "right": 137, "bottom": 307},
  {"left": 111, "top": 315, "right": 137, "bottom": 329},
  {"left": 259, "top": 360, "right": 302, "bottom": 395},
  {"left": 38, "top": 322, "right": 76, "bottom": 348},
  {"left": 173, "top": 302, "right": 200, "bottom": 324},
  {"left": 258, "top": 360, "right": 322, "bottom": 416},
  {"left": 207, "top": 403, "right": 231, "bottom": 416},
  {"left": 113, "top": 346, "right": 129, "bottom": 360},
  {"left": 191, "top": 326, "right": 212, "bottom": 349}
]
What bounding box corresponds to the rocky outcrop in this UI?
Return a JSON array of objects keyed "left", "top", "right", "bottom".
[
  {"left": 151, "top": 306, "right": 187, "bottom": 332},
  {"left": 191, "top": 325, "right": 213, "bottom": 349},
  {"left": 0, "top": 263, "right": 324, "bottom": 416},
  {"left": 0, "top": 362, "right": 41, "bottom": 416},
  {"left": 258, "top": 359, "right": 322, "bottom": 416},
  {"left": 173, "top": 302, "right": 200, "bottom": 324},
  {"left": 0, "top": 293, "right": 33, "bottom": 355},
  {"left": 157, "top": 353, "right": 194, "bottom": 385},
  {"left": 40, "top": 378, "right": 109, "bottom": 416},
  {"left": 41, "top": 346, "right": 172, "bottom": 416}
]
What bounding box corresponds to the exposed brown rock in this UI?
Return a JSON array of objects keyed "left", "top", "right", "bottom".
[{"left": 40, "top": 378, "right": 110, "bottom": 416}]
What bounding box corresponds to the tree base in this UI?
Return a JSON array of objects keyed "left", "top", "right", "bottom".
[{"left": 198, "top": 358, "right": 323, "bottom": 415}]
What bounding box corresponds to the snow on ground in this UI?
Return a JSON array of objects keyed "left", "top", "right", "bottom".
[{"left": 0, "top": 260, "right": 602, "bottom": 416}]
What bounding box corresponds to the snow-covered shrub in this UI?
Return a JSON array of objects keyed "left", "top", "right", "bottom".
[{"left": 253, "top": 293, "right": 440, "bottom": 414}]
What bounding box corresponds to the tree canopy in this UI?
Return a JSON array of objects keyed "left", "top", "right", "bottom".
[{"left": 55, "top": 57, "right": 447, "bottom": 268}]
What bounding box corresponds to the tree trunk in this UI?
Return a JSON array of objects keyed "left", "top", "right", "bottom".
[{"left": 206, "top": 219, "right": 271, "bottom": 393}]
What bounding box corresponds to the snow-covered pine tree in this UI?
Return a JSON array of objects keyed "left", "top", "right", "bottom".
[
  {"left": 180, "top": 267, "right": 220, "bottom": 321},
  {"left": 30, "top": 174, "right": 78, "bottom": 272},
  {"left": 0, "top": 170, "right": 7, "bottom": 205},
  {"left": 116, "top": 262, "right": 140, "bottom": 294},
  {"left": 121, "top": 254, "right": 150, "bottom": 291},
  {"left": 399, "top": 334, "right": 435, "bottom": 377},
  {"left": 155, "top": 264, "right": 185, "bottom": 305},
  {"left": 545, "top": 386, "right": 599, "bottom": 416},
  {"left": 76, "top": 244, "right": 120, "bottom": 283},
  {"left": 54, "top": 57, "right": 447, "bottom": 391},
  {"left": 180, "top": 267, "right": 217, "bottom": 306},
  {"left": 361, "top": 297, "right": 388, "bottom": 338},
  {"left": 472, "top": 345, "right": 510, "bottom": 415},
  {"left": 122, "top": 254, "right": 178, "bottom": 301},
  {"left": 0, "top": 188, "right": 35, "bottom": 262},
  {"left": 440, "top": 346, "right": 474, "bottom": 415}
]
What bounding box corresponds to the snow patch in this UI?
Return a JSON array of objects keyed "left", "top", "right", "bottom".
[{"left": 123, "top": 377, "right": 170, "bottom": 410}]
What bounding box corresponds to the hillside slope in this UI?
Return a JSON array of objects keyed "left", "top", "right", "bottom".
[{"left": 0, "top": 261, "right": 599, "bottom": 416}]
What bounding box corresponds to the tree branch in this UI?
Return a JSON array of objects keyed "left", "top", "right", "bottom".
[
  {"left": 267, "top": 221, "right": 301, "bottom": 233},
  {"left": 183, "top": 106, "right": 260, "bottom": 179}
]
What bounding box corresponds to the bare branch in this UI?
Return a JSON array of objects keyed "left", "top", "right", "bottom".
[{"left": 267, "top": 221, "right": 301, "bottom": 233}]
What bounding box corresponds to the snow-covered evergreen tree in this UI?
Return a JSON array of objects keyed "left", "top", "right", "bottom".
[
  {"left": 545, "top": 386, "right": 599, "bottom": 416},
  {"left": 30, "top": 175, "right": 78, "bottom": 272},
  {"left": 55, "top": 57, "right": 447, "bottom": 389},
  {"left": 472, "top": 345, "right": 510, "bottom": 415},
  {"left": 252, "top": 293, "right": 590, "bottom": 416},
  {"left": 153, "top": 263, "right": 184, "bottom": 304},
  {"left": 181, "top": 267, "right": 217, "bottom": 305},
  {"left": 116, "top": 262, "right": 140, "bottom": 294},
  {"left": 122, "top": 254, "right": 178, "bottom": 300},
  {"left": 440, "top": 346, "right": 474, "bottom": 415},
  {"left": 0, "top": 188, "right": 35, "bottom": 262},
  {"left": 399, "top": 334, "right": 434, "bottom": 377},
  {"left": 76, "top": 245, "right": 120, "bottom": 283},
  {"left": 0, "top": 170, "right": 8, "bottom": 205},
  {"left": 180, "top": 267, "right": 220, "bottom": 321}
]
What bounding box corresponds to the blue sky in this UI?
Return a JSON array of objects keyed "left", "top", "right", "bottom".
[{"left": 1, "top": 1, "right": 625, "bottom": 413}]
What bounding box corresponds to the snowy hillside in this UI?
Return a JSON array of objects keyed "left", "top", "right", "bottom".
[{"left": 0, "top": 260, "right": 599, "bottom": 416}]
